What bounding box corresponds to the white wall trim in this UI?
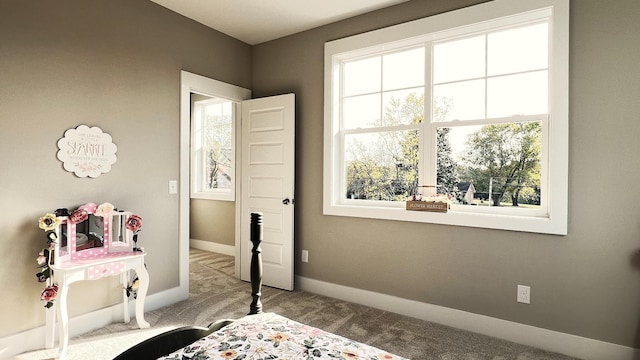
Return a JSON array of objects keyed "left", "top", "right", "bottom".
[
  {"left": 6, "top": 277, "right": 635, "bottom": 359},
  {"left": 296, "top": 276, "right": 639, "bottom": 360},
  {"left": 190, "top": 239, "right": 235, "bottom": 257},
  {"left": 0, "top": 286, "right": 186, "bottom": 359}
]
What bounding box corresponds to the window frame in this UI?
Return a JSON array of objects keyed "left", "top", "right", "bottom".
[{"left": 323, "top": 0, "right": 569, "bottom": 235}]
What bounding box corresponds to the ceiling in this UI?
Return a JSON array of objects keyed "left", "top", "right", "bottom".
[{"left": 149, "top": 0, "right": 409, "bottom": 45}]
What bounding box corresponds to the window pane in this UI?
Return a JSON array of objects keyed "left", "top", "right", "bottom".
[
  {"left": 343, "top": 94, "right": 381, "bottom": 129},
  {"left": 345, "top": 130, "right": 419, "bottom": 201},
  {"left": 487, "top": 71, "right": 547, "bottom": 118},
  {"left": 383, "top": 47, "right": 425, "bottom": 91},
  {"left": 203, "top": 101, "right": 233, "bottom": 190},
  {"left": 439, "top": 125, "right": 480, "bottom": 163},
  {"left": 343, "top": 56, "right": 381, "bottom": 96},
  {"left": 488, "top": 23, "right": 548, "bottom": 76},
  {"left": 438, "top": 122, "right": 541, "bottom": 208},
  {"left": 382, "top": 88, "right": 424, "bottom": 126},
  {"left": 433, "top": 35, "right": 485, "bottom": 84},
  {"left": 433, "top": 79, "right": 485, "bottom": 121}
]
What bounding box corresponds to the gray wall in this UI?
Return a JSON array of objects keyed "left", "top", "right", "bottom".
[
  {"left": 3, "top": 0, "right": 640, "bottom": 351},
  {"left": 0, "top": 0, "right": 250, "bottom": 337},
  {"left": 190, "top": 199, "right": 235, "bottom": 246},
  {"left": 251, "top": 0, "right": 640, "bottom": 348}
]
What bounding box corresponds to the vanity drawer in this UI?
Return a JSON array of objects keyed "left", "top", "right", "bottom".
[{"left": 86, "top": 261, "right": 125, "bottom": 280}]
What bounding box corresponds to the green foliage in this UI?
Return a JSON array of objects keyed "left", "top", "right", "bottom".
[
  {"left": 205, "top": 111, "right": 232, "bottom": 189},
  {"left": 343, "top": 91, "right": 541, "bottom": 208},
  {"left": 345, "top": 93, "right": 463, "bottom": 202},
  {"left": 434, "top": 97, "right": 459, "bottom": 197},
  {"left": 345, "top": 93, "right": 422, "bottom": 201},
  {"left": 460, "top": 122, "right": 541, "bottom": 206},
  {"left": 436, "top": 127, "right": 459, "bottom": 197}
]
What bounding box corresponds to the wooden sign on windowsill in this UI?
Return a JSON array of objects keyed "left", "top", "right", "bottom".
[{"left": 406, "top": 201, "right": 448, "bottom": 213}]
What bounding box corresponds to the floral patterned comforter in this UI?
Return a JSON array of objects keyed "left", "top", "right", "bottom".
[{"left": 158, "top": 312, "right": 407, "bottom": 360}]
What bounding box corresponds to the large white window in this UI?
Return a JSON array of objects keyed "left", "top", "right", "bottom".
[
  {"left": 323, "top": 0, "right": 569, "bottom": 234},
  {"left": 191, "top": 96, "right": 237, "bottom": 201}
]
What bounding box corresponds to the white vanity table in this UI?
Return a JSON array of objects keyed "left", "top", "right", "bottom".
[
  {"left": 40, "top": 203, "right": 150, "bottom": 359},
  {"left": 46, "top": 252, "right": 150, "bottom": 358}
]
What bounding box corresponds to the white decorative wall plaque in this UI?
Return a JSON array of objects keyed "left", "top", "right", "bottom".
[{"left": 57, "top": 125, "right": 118, "bottom": 178}]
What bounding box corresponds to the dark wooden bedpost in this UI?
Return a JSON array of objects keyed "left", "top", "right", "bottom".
[{"left": 249, "top": 212, "right": 263, "bottom": 315}]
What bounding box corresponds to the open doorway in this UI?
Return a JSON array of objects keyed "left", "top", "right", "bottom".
[
  {"left": 189, "top": 94, "right": 237, "bottom": 257},
  {"left": 179, "top": 71, "right": 251, "bottom": 293},
  {"left": 179, "top": 71, "right": 296, "bottom": 294}
]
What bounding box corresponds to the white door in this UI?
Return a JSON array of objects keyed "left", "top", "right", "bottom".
[{"left": 240, "top": 94, "right": 295, "bottom": 290}]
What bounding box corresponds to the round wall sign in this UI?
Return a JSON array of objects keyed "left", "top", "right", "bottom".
[{"left": 56, "top": 125, "right": 118, "bottom": 178}]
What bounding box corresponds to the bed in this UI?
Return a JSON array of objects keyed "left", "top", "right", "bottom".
[{"left": 114, "top": 213, "right": 407, "bottom": 360}]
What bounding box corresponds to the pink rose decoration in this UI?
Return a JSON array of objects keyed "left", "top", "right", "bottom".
[
  {"left": 41, "top": 284, "right": 58, "bottom": 302},
  {"left": 36, "top": 254, "right": 48, "bottom": 266},
  {"left": 126, "top": 214, "right": 143, "bottom": 233},
  {"left": 69, "top": 209, "right": 88, "bottom": 224},
  {"left": 95, "top": 202, "right": 115, "bottom": 217}
]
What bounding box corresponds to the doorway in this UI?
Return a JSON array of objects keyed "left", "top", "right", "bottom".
[
  {"left": 178, "top": 71, "right": 251, "bottom": 296},
  {"left": 179, "top": 71, "right": 296, "bottom": 295},
  {"left": 189, "top": 94, "right": 238, "bottom": 257}
]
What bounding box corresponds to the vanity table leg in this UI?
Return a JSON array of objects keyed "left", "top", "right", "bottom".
[
  {"left": 122, "top": 271, "right": 130, "bottom": 323},
  {"left": 45, "top": 304, "right": 56, "bottom": 349},
  {"left": 57, "top": 281, "right": 70, "bottom": 359},
  {"left": 133, "top": 261, "right": 150, "bottom": 328}
]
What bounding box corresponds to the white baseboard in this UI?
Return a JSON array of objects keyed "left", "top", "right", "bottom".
[
  {"left": 189, "top": 239, "right": 235, "bottom": 256},
  {"left": 0, "top": 285, "right": 187, "bottom": 359},
  {"left": 4, "top": 273, "right": 634, "bottom": 360},
  {"left": 296, "top": 276, "right": 639, "bottom": 360}
]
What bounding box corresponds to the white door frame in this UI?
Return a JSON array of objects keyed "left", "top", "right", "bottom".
[{"left": 179, "top": 71, "right": 251, "bottom": 297}]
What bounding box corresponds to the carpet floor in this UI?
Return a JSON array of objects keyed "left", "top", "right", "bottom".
[{"left": 15, "top": 249, "right": 580, "bottom": 360}]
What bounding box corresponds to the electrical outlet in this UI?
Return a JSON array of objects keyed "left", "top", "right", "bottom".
[
  {"left": 517, "top": 285, "right": 531, "bottom": 304},
  {"left": 301, "top": 250, "right": 309, "bottom": 263}
]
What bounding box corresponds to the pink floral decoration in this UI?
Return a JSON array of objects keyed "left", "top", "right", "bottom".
[
  {"left": 69, "top": 209, "right": 88, "bottom": 224},
  {"left": 40, "top": 284, "right": 58, "bottom": 301},
  {"left": 41, "top": 284, "right": 59, "bottom": 308},
  {"left": 126, "top": 214, "right": 143, "bottom": 233},
  {"left": 95, "top": 202, "right": 115, "bottom": 217}
]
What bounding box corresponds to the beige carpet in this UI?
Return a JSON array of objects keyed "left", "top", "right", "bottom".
[{"left": 15, "top": 249, "right": 579, "bottom": 360}]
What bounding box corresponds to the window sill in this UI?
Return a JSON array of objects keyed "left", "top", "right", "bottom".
[{"left": 323, "top": 204, "right": 566, "bottom": 235}]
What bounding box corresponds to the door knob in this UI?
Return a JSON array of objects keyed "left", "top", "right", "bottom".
[{"left": 282, "top": 198, "right": 291, "bottom": 205}]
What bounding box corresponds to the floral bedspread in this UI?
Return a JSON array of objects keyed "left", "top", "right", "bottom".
[{"left": 158, "top": 312, "right": 407, "bottom": 360}]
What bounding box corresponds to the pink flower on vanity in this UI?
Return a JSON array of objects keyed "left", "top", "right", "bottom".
[
  {"left": 69, "top": 209, "right": 88, "bottom": 224},
  {"left": 126, "top": 214, "right": 143, "bottom": 233},
  {"left": 36, "top": 251, "right": 48, "bottom": 266},
  {"left": 95, "top": 202, "right": 115, "bottom": 217},
  {"left": 40, "top": 284, "right": 59, "bottom": 308}
]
